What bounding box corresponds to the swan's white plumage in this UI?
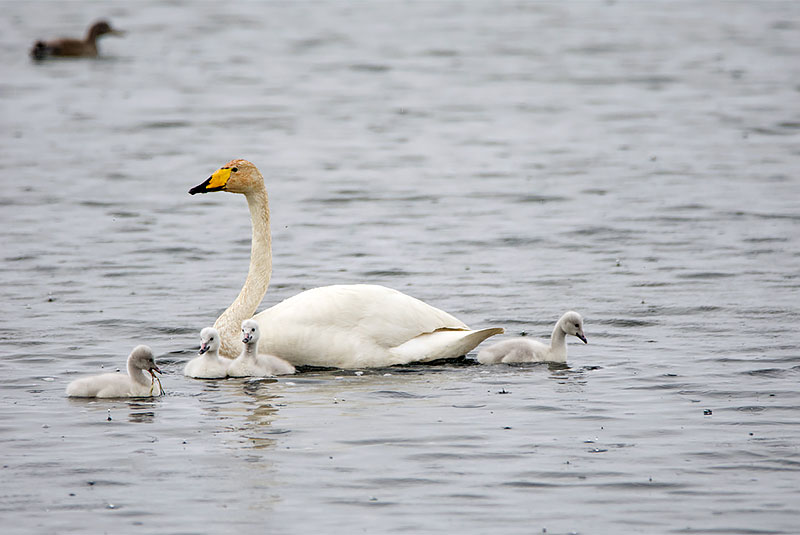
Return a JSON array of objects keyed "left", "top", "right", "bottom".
[
  {"left": 477, "top": 311, "right": 587, "bottom": 365},
  {"left": 184, "top": 327, "right": 229, "bottom": 379},
  {"left": 190, "top": 160, "right": 504, "bottom": 369},
  {"left": 227, "top": 319, "right": 296, "bottom": 377},
  {"left": 66, "top": 345, "right": 163, "bottom": 398},
  {"left": 254, "top": 284, "right": 503, "bottom": 368}
]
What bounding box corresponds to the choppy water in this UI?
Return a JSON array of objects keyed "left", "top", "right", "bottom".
[{"left": 2, "top": 1, "right": 800, "bottom": 533}]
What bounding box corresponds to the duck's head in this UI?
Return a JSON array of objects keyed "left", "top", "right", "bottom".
[
  {"left": 129, "top": 345, "right": 162, "bottom": 375},
  {"left": 199, "top": 327, "right": 220, "bottom": 355},
  {"left": 88, "top": 20, "right": 124, "bottom": 40},
  {"left": 190, "top": 159, "right": 264, "bottom": 196},
  {"left": 560, "top": 311, "right": 587, "bottom": 344},
  {"left": 241, "top": 319, "right": 260, "bottom": 344}
]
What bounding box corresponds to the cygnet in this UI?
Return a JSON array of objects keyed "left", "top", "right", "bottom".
[
  {"left": 477, "top": 311, "right": 587, "bottom": 365},
  {"left": 227, "top": 319, "right": 296, "bottom": 377},
  {"left": 66, "top": 345, "right": 164, "bottom": 398},
  {"left": 184, "top": 327, "right": 229, "bottom": 379}
]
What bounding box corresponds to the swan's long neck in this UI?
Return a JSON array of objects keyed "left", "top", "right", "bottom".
[
  {"left": 127, "top": 360, "right": 150, "bottom": 386},
  {"left": 215, "top": 187, "right": 272, "bottom": 358},
  {"left": 243, "top": 341, "right": 258, "bottom": 360},
  {"left": 550, "top": 321, "right": 567, "bottom": 350}
]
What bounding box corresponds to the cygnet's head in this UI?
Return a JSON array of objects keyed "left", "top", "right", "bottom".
[
  {"left": 241, "top": 319, "right": 260, "bottom": 344},
  {"left": 199, "top": 327, "right": 220, "bottom": 355},
  {"left": 189, "top": 159, "right": 264, "bottom": 196},
  {"left": 129, "top": 345, "right": 161, "bottom": 375},
  {"left": 560, "top": 311, "right": 587, "bottom": 344}
]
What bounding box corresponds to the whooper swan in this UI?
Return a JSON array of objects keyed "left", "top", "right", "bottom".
[{"left": 189, "top": 159, "right": 503, "bottom": 368}]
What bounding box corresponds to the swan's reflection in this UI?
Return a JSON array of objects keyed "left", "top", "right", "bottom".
[
  {"left": 127, "top": 401, "right": 157, "bottom": 423},
  {"left": 201, "top": 378, "right": 284, "bottom": 450},
  {"left": 69, "top": 398, "right": 162, "bottom": 423},
  {"left": 548, "top": 362, "right": 605, "bottom": 394}
]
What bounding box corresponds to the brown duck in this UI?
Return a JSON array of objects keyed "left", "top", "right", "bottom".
[{"left": 30, "top": 20, "right": 124, "bottom": 60}]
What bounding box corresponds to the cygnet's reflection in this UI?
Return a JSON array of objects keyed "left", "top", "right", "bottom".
[
  {"left": 128, "top": 400, "right": 159, "bottom": 423},
  {"left": 204, "top": 378, "right": 284, "bottom": 449}
]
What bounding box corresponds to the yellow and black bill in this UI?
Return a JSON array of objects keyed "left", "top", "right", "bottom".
[{"left": 189, "top": 167, "right": 232, "bottom": 195}]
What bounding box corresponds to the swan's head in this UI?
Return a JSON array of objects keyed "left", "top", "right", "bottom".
[
  {"left": 129, "top": 345, "right": 162, "bottom": 375},
  {"left": 189, "top": 159, "right": 263, "bottom": 196},
  {"left": 199, "top": 327, "right": 220, "bottom": 355},
  {"left": 241, "top": 319, "right": 260, "bottom": 344},
  {"left": 560, "top": 311, "right": 587, "bottom": 344}
]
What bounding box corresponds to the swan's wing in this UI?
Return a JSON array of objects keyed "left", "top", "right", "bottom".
[
  {"left": 390, "top": 327, "right": 505, "bottom": 364},
  {"left": 254, "top": 284, "right": 492, "bottom": 368},
  {"left": 226, "top": 356, "right": 251, "bottom": 377},
  {"left": 66, "top": 373, "right": 133, "bottom": 398},
  {"left": 184, "top": 356, "right": 229, "bottom": 379},
  {"left": 183, "top": 357, "right": 200, "bottom": 377},
  {"left": 500, "top": 339, "right": 549, "bottom": 363},
  {"left": 478, "top": 338, "right": 548, "bottom": 364},
  {"left": 259, "top": 354, "right": 296, "bottom": 375},
  {"left": 477, "top": 341, "right": 506, "bottom": 364},
  {"left": 66, "top": 375, "right": 97, "bottom": 397},
  {"left": 258, "top": 284, "right": 468, "bottom": 344}
]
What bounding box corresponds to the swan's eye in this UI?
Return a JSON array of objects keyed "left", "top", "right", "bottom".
[{"left": 231, "top": 167, "right": 238, "bottom": 172}]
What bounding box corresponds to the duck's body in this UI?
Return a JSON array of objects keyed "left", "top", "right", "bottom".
[
  {"left": 31, "top": 20, "right": 123, "bottom": 60},
  {"left": 184, "top": 327, "right": 229, "bottom": 379},
  {"left": 477, "top": 311, "right": 587, "bottom": 365},
  {"left": 227, "top": 320, "right": 296, "bottom": 377},
  {"left": 66, "top": 345, "right": 163, "bottom": 398},
  {"left": 189, "top": 159, "right": 503, "bottom": 369}
]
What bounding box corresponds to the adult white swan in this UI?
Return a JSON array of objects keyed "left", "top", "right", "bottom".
[{"left": 189, "top": 159, "right": 503, "bottom": 368}]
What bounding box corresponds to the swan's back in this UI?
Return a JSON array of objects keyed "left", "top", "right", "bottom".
[
  {"left": 260, "top": 354, "right": 296, "bottom": 375},
  {"left": 257, "top": 284, "right": 467, "bottom": 344},
  {"left": 227, "top": 353, "right": 294, "bottom": 377},
  {"left": 66, "top": 372, "right": 160, "bottom": 398},
  {"left": 184, "top": 356, "right": 228, "bottom": 379},
  {"left": 226, "top": 357, "right": 260, "bottom": 377},
  {"left": 477, "top": 338, "right": 551, "bottom": 364},
  {"left": 254, "top": 284, "right": 471, "bottom": 368}
]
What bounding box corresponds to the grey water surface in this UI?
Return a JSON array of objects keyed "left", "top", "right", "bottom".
[{"left": 1, "top": 2, "right": 799, "bottom": 534}]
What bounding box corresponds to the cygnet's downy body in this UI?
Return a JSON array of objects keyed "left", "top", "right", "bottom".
[
  {"left": 477, "top": 311, "right": 587, "bottom": 365},
  {"left": 227, "top": 319, "right": 296, "bottom": 377},
  {"left": 66, "top": 345, "right": 164, "bottom": 398},
  {"left": 184, "top": 327, "right": 229, "bottom": 379}
]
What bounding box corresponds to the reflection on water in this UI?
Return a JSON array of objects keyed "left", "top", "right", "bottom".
[
  {"left": 64, "top": 397, "right": 163, "bottom": 424},
  {"left": 199, "top": 378, "right": 285, "bottom": 450},
  {"left": 241, "top": 379, "right": 283, "bottom": 449},
  {"left": 127, "top": 402, "right": 157, "bottom": 424}
]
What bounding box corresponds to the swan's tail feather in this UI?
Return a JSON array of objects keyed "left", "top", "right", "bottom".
[{"left": 389, "top": 327, "right": 504, "bottom": 365}]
